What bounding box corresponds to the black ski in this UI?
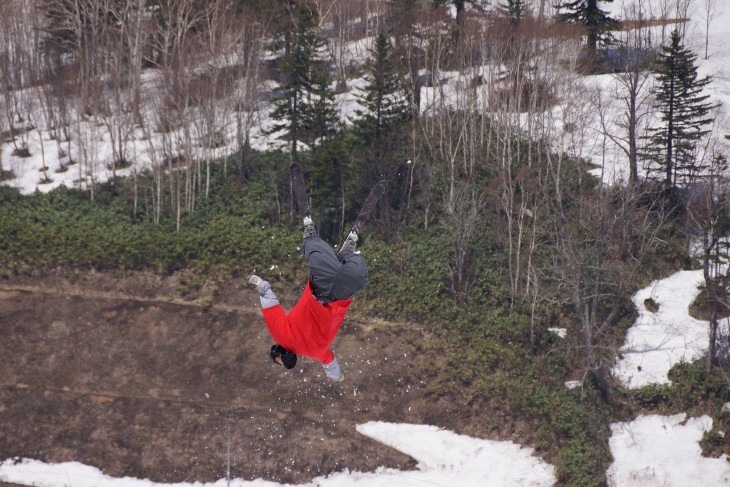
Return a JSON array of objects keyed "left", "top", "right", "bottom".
[
  {"left": 343, "top": 180, "right": 387, "bottom": 239},
  {"left": 291, "top": 161, "right": 385, "bottom": 248},
  {"left": 290, "top": 162, "right": 310, "bottom": 218}
]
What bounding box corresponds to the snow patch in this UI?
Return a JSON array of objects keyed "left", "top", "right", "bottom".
[
  {"left": 612, "top": 270, "right": 716, "bottom": 388},
  {"left": 548, "top": 327, "right": 567, "bottom": 338},
  {"left": 0, "top": 423, "right": 557, "bottom": 487},
  {"left": 607, "top": 414, "right": 730, "bottom": 487}
]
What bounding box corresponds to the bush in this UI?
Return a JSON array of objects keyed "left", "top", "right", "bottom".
[
  {"left": 666, "top": 361, "right": 729, "bottom": 411},
  {"left": 355, "top": 228, "right": 456, "bottom": 322},
  {"left": 0, "top": 175, "right": 301, "bottom": 277},
  {"left": 12, "top": 144, "right": 31, "bottom": 158},
  {"left": 625, "top": 361, "right": 729, "bottom": 414}
]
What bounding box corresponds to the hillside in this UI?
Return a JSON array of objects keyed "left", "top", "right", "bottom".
[{"left": 0, "top": 270, "right": 432, "bottom": 484}]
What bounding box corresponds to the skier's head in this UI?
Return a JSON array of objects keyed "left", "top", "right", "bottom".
[{"left": 270, "top": 344, "right": 297, "bottom": 369}]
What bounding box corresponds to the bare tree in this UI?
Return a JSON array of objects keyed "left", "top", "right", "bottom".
[
  {"left": 684, "top": 150, "right": 730, "bottom": 368},
  {"left": 543, "top": 77, "right": 674, "bottom": 384},
  {"left": 681, "top": 112, "right": 730, "bottom": 368},
  {"left": 117, "top": 0, "right": 149, "bottom": 119},
  {"left": 597, "top": 0, "right": 654, "bottom": 186},
  {"left": 444, "top": 181, "right": 488, "bottom": 304},
  {"left": 230, "top": 11, "right": 266, "bottom": 181},
  {"left": 148, "top": 0, "right": 207, "bottom": 227},
  {"left": 192, "top": 0, "right": 239, "bottom": 197},
  {"left": 0, "top": 1, "right": 34, "bottom": 159},
  {"left": 414, "top": 3, "right": 486, "bottom": 299},
  {"left": 324, "top": 0, "right": 360, "bottom": 92},
  {"left": 0, "top": 2, "right": 19, "bottom": 179},
  {"left": 701, "top": 0, "right": 723, "bottom": 60},
  {"left": 391, "top": 1, "right": 440, "bottom": 120},
  {"left": 38, "top": 0, "right": 111, "bottom": 196},
  {"left": 98, "top": 6, "right": 136, "bottom": 179}
]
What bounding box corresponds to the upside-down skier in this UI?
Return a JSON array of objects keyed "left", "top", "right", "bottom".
[{"left": 248, "top": 163, "right": 385, "bottom": 382}]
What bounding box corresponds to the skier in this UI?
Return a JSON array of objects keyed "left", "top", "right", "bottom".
[{"left": 248, "top": 217, "right": 368, "bottom": 382}]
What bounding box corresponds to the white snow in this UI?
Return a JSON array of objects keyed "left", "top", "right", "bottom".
[
  {"left": 548, "top": 327, "right": 567, "bottom": 338},
  {"left": 0, "top": 422, "right": 556, "bottom": 487},
  {"left": 613, "top": 270, "right": 713, "bottom": 388},
  {"left": 606, "top": 414, "right": 730, "bottom": 487},
  {"left": 4, "top": 414, "right": 730, "bottom": 486},
  {"left": 355, "top": 422, "right": 555, "bottom": 486}
]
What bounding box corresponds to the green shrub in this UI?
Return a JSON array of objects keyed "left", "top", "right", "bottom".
[
  {"left": 0, "top": 174, "right": 301, "bottom": 276},
  {"left": 355, "top": 229, "right": 456, "bottom": 322},
  {"left": 441, "top": 305, "right": 612, "bottom": 486},
  {"left": 666, "top": 361, "right": 730, "bottom": 410}
]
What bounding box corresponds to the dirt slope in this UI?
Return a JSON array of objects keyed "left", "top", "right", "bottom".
[{"left": 0, "top": 271, "right": 458, "bottom": 484}]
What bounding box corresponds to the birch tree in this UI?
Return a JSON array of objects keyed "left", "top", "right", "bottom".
[{"left": 599, "top": 0, "right": 653, "bottom": 186}]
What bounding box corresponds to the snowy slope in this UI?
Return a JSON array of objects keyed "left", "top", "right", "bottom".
[{"left": 592, "top": 0, "right": 730, "bottom": 183}]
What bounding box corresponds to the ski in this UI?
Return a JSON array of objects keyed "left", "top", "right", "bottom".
[
  {"left": 291, "top": 162, "right": 385, "bottom": 250},
  {"left": 340, "top": 180, "right": 387, "bottom": 247},
  {"left": 290, "top": 162, "right": 310, "bottom": 219}
]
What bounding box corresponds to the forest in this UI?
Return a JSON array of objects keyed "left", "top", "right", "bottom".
[{"left": 1, "top": 0, "right": 730, "bottom": 485}]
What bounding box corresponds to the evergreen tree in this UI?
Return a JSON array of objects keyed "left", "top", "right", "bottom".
[
  {"left": 301, "top": 63, "right": 339, "bottom": 150},
  {"left": 351, "top": 32, "right": 412, "bottom": 239},
  {"left": 308, "top": 135, "right": 349, "bottom": 241},
  {"left": 556, "top": 0, "right": 618, "bottom": 55},
  {"left": 267, "top": 4, "right": 330, "bottom": 160},
  {"left": 351, "top": 32, "right": 411, "bottom": 143},
  {"left": 644, "top": 29, "right": 715, "bottom": 188},
  {"left": 304, "top": 63, "right": 342, "bottom": 242},
  {"left": 501, "top": 0, "right": 529, "bottom": 24}
]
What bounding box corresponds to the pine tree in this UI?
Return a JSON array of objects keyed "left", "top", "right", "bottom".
[
  {"left": 644, "top": 29, "right": 715, "bottom": 188},
  {"left": 556, "top": 0, "right": 618, "bottom": 55},
  {"left": 501, "top": 0, "right": 529, "bottom": 24},
  {"left": 304, "top": 63, "right": 342, "bottom": 242},
  {"left": 350, "top": 32, "right": 412, "bottom": 239},
  {"left": 351, "top": 32, "right": 411, "bottom": 143},
  {"left": 267, "top": 4, "right": 331, "bottom": 159},
  {"left": 301, "top": 63, "right": 338, "bottom": 150},
  {"left": 308, "top": 135, "right": 349, "bottom": 241}
]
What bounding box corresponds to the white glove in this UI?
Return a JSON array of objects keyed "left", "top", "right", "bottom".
[{"left": 248, "top": 274, "right": 278, "bottom": 308}]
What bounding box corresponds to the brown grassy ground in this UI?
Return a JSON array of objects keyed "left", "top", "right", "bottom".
[{"left": 0, "top": 270, "right": 473, "bottom": 484}]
